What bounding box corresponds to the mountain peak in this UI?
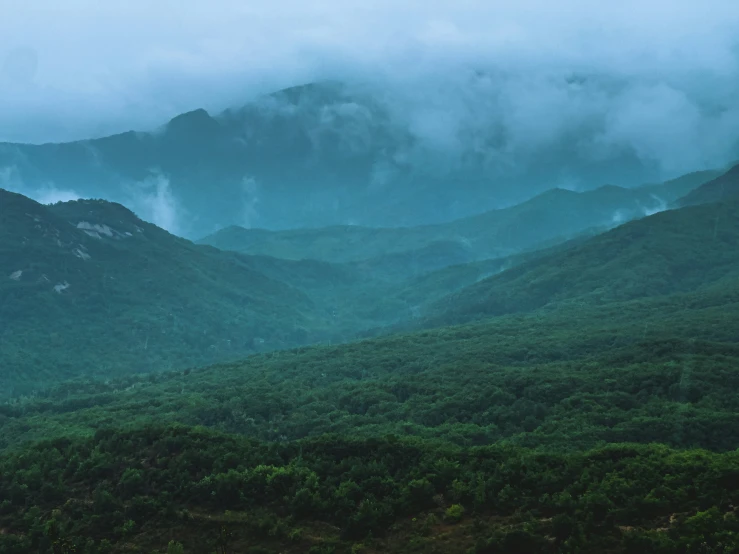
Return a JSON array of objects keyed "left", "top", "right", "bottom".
[
  {"left": 47, "top": 198, "right": 149, "bottom": 239},
  {"left": 164, "top": 108, "right": 221, "bottom": 136}
]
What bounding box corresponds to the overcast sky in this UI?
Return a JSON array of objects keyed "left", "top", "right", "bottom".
[{"left": 3, "top": 0, "right": 739, "bottom": 175}]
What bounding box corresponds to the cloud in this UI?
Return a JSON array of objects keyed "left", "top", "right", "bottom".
[
  {"left": 124, "top": 172, "right": 183, "bottom": 235},
  {"left": 0, "top": 165, "right": 81, "bottom": 204},
  {"left": 34, "top": 185, "right": 81, "bottom": 205},
  {"left": 0, "top": 163, "right": 184, "bottom": 234},
  {"left": 642, "top": 195, "right": 668, "bottom": 217},
  {"left": 2, "top": 1, "right": 739, "bottom": 183},
  {"left": 240, "top": 176, "right": 260, "bottom": 228}
]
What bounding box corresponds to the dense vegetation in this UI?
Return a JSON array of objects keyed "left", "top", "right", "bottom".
[
  {"left": 424, "top": 199, "right": 739, "bottom": 326},
  {"left": 3, "top": 271, "right": 739, "bottom": 551},
  {"left": 3, "top": 166, "right": 739, "bottom": 552},
  {"left": 4, "top": 275, "right": 739, "bottom": 450},
  {"left": 3, "top": 425, "right": 739, "bottom": 554},
  {"left": 0, "top": 191, "right": 345, "bottom": 396},
  {"left": 2, "top": 188, "right": 590, "bottom": 396}
]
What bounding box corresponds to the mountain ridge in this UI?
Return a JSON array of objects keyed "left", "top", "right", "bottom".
[
  {"left": 422, "top": 198, "right": 739, "bottom": 328},
  {"left": 0, "top": 80, "right": 710, "bottom": 238},
  {"left": 676, "top": 163, "right": 739, "bottom": 207},
  {"left": 198, "top": 180, "right": 697, "bottom": 265}
]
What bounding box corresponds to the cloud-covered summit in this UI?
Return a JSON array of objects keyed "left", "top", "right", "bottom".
[
  {"left": 3, "top": 2, "right": 739, "bottom": 168},
  {"left": 3, "top": 1, "right": 739, "bottom": 235}
]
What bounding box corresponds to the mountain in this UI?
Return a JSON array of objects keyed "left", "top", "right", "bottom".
[
  {"left": 676, "top": 163, "right": 739, "bottom": 207},
  {"left": 7, "top": 184, "right": 665, "bottom": 397},
  {"left": 1, "top": 165, "right": 726, "bottom": 396},
  {"left": 638, "top": 168, "right": 722, "bottom": 202},
  {"left": 425, "top": 198, "right": 739, "bottom": 327},
  {"left": 392, "top": 230, "right": 602, "bottom": 309},
  {"left": 199, "top": 182, "right": 692, "bottom": 267},
  {"left": 0, "top": 190, "right": 365, "bottom": 396},
  {"left": 0, "top": 81, "right": 707, "bottom": 239},
  {"left": 3, "top": 171, "right": 739, "bottom": 553},
  {"left": 3, "top": 260, "right": 739, "bottom": 552}
]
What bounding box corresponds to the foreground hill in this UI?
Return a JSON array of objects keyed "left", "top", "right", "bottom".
[
  {"left": 2, "top": 276, "right": 739, "bottom": 551},
  {"left": 200, "top": 183, "right": 686, "bottom": 267},
  {"left": 5, "top": 276, "right": 739, "bottom": 452},
  {"left": 2, "top": 425, "right": 738, "bottom": 554}
]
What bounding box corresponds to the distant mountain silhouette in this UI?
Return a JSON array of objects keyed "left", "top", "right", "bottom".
[{"left": 0, "top": 81, "right": 695, "bottom": 238}]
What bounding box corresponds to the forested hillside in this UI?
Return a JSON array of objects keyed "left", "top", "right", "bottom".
[
  {"left": 2, "top": 165, "right": 737, "bottom": 554},
  {"left": 424, "top": 199, "right": 739, "bottom": 327}
]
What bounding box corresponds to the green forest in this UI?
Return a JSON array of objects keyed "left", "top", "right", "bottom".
[{"left": 2, "top": 163, "right": 739, "bottom": 553}]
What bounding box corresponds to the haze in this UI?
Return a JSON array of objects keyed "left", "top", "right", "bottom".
[{"left": 2, "top": 1, "right": 739, "bottom": 177}]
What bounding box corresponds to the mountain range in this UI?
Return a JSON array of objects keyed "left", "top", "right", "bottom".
[
  {"left": 2, "top": 145, "right": 739, "bottom": 552},
  {"left": 424, "top": 198, "right": 739, "bottom": 328},
  {"left": 199, "top": 175, "right": 715, "bottom": 267},
  {"left": 2, "top": 81, "right": 723, "bottom": 240},
  {"left": 0, "top": 162, "right": 731, "bottom": 397}
]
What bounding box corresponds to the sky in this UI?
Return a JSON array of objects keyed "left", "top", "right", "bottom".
[{"left": 3, "top": 1, "right": 739, "bottom": 175}]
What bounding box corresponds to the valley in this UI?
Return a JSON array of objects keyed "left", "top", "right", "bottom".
[{"left": 2, "top": 160, "right": 739, "bottom": 552}]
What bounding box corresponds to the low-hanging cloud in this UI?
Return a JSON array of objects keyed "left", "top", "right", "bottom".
[
  {"left": 0, "top": 164, "right": 81, "bottom": 204},
  {"left": 123, "top": 172, "right": 184, "bottom": 236},
  {"left": 3, "top": 1, "right": 739, "bottom": 182},
  {"left": 240, "top": 176, "right": 260, "bottom": 229}
]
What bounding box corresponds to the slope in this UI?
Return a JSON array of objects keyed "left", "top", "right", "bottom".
[
  {"left": 638, "top": 168, "right": 722, "bottom": 202},
  {"left": 199, "top": 184, "right": 678, "bottom": 268},
  {"left": 392, "top": 229, "right": 602, "bottom": 310},
  {"left": 4, "top": 202, "right": 739, "bottom": 551},
  {"left": 5, "top": 273, "right": 739, "bottom": 452},
  {"left": 0, "top": 190, "right": 353, "bottom": 396},
  {"left": 676, "top": 163, "right": 739, "bottom": 207},
  {"left": 426, "top": 199, "right": 739, "bottom": 327}
]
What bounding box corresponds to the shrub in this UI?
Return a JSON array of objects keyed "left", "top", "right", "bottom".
[{"left": 445, "top": 504, "right": 465, "bottom": 522}]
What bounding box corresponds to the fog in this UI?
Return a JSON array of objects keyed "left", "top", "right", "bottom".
[{"left": 3, "top": 1, "right": 739, "bottom": 193}]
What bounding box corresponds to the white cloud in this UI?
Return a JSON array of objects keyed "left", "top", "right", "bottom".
[
  {"left": 34, "top": 185, "right": 81, "bottom": 204},
  {"left": 124, "top": 172, "right": 183, "bottom": 235},
  {"left": 1, "top": 1, "right": 739, "bottom": 180},
  {"left": 241, "top": 176, "right": 260, "bottom": 228},
  {"left": 0, "top": 164, "right": 81, "bottom": 204}
]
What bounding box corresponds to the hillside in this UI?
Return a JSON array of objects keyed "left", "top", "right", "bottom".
[
  {"left": 676, "top": 163, "right": 739, "bottom": 207},
  {"left": 3, "top": 276, "right": 739, "bottom": 551},
  {"left": 4, "top": 174, "right": 727, "bottom": 396},
  {"left": 0, "top": 190, "right": 360, "bottom": 396},
  {"left": 5, "top": 277, "right": 739, "bottom": 450},
  {"left": 4, "top": 188, "right": 643, "bottom": 397},
  {"left": 3, "top": 184, "right": 739, "bottom": 552},
  {"left": 392, "top": 230, "right": 602, "bottom": 309},
  {"left": 639, "top": 168, "right": 722, "bottom": 202},
  {"left": 424, "top": 199, "right": 739, "bottom": 327},
  {"left": 2, "top": 155, "right": 736, "bottom": 554},
  {"left": 199, "top": 183, "right": 683, "bottom": 266}
]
